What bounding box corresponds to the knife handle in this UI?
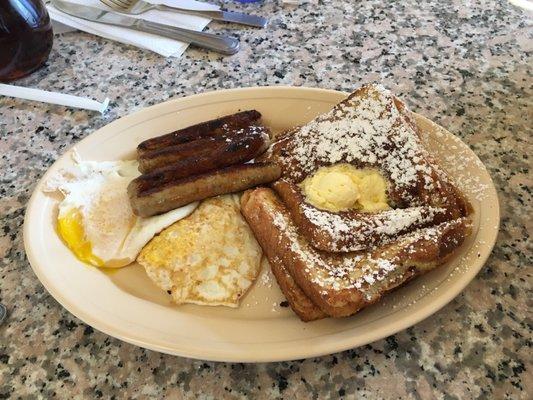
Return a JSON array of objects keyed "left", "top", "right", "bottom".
[{"left": 137, "top": 20, "right": 240, "bottom": 55}]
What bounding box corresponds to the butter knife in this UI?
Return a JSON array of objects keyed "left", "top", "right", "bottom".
[
  {"left": 52, "top": 0, "right": 240, "bottom": 55},
  {"left": 119, "top": 0, "right": 267, "bottom": 28}
]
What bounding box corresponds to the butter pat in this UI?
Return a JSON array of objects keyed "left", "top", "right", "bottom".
[
  {"left": 302, "top": 168, "right": 360, "bottom": 212},
  {"left": 301, "top": 164, "right": 389, "bottom": 212}
]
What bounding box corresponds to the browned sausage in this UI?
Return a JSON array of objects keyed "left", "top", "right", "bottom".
[
  {"left": 128, "top": 162, "right": 281, "bottom": 217},
  {"left": 134, "top": 130, "right": 269, "bottom": 186},
  {"left": 137, "top": 110, "right": 262, "bottom": 157},
  {"left": 138, "top": 126, "right": 270, "bottom": 174}
]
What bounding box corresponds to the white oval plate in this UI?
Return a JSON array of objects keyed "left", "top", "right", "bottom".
[{"left": 24, "top": 87, "right": 499, "bottom": 362}]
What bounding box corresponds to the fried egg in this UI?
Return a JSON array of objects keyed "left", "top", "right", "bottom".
[
  {"left": 44, "top": 151, "right": 197, "bottom": 268},
  {"left": 137, "top": 195, "right": 262, "bottom": 307}
]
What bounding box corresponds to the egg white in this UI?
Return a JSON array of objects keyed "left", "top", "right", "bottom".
[{"left": 44, "top": 151, "right": 197, "bottom": 268}]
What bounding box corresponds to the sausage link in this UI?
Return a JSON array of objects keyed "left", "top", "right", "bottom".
[
  {"left": 137, "top": 110, "right": 262, "bottom": 156},
  {"left": 138, "top": 126, "right": 270, "bottom": 174},
  {"left": 128, "top": 162, "right": 281, "bottom": 217}
]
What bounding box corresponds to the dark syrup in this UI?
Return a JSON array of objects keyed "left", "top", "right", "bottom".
[{"left": 0, "top": 0, "right": 53, "bottom": 82}]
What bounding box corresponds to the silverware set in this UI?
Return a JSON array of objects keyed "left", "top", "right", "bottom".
[{"left": 52, "top": 0, "right": 268, "bottom": 55}]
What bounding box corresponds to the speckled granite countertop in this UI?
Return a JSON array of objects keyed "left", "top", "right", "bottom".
[{"left": 1, "top": 0, "right": 531, "bottom": 398}]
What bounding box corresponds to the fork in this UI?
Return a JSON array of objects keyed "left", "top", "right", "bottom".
[{"left": 100, "top": 0, "right": 268, "bottom": 28}]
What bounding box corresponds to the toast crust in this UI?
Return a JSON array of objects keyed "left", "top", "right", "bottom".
[{"left": 267, "top": 257, "right": 327, "bottom": 322}]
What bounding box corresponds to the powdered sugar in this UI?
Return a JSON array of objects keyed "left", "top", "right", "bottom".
[
  {"left": 268, "top": 196, "right": 469, "bottom": 300},
  {"left": 275, "top": 85, "right": 434, "bottom": 195},
  {"left": 301, "top": 203, "right": 446, "bottom": 251},
  {"left": 269, "top": 84, "right": 472, "bottom": 252}
]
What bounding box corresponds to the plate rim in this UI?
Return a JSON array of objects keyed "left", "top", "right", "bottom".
[{"left": 23, "top": 86, "right": 500, "bottom": 362}]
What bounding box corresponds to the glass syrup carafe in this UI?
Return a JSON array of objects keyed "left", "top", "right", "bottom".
[{"left": 0, "top": 0, "right": 54, "bottom": 82}]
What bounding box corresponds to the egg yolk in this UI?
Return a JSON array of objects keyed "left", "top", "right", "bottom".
[
  {"left": 301, "top": 164, "right": 390, "bottom": 212},
  {"left": 57, "top": 208, "right": 104, "bottom": 267}
]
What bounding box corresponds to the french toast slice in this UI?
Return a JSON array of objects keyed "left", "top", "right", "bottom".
[
  {"left": 241, "top": 188, "right": 472, "bottom": 319},
  {"left": 264, "top": 84, "right": 472, "bottom": 252}
]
